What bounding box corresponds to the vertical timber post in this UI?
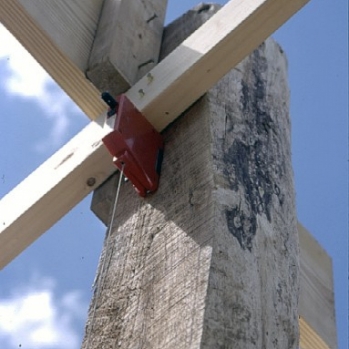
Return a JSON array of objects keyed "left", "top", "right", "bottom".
[{"left": 84, "top": 4, "right": 299, "bottom": 348}]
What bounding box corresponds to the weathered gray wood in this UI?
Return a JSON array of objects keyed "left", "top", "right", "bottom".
[
  {"left": 91, "top": 184, "right": 338, "bottom": 348},
  {"left": 0, "top": 0, "right": 311, "bottom": 270},
  {"left": 126, "top": 0, "right": 310, "bottom": 132},
  {"left": 298, "top": 223, "right": 337, "bottom": 349},
  {"left": 91, "top": 174, "right": 119, "bottom": 226},
  {"left": 84, "top": 7, "right": 299, "bottom": 348},
  {"left": 87, "top": 0, "right": 168, "bottom": 96},
  {"left": 90, "top": 2, "right": 223, "bottom": 226},
  {"left": 159, "top": 3, "right": 222, "bottom": 59}
]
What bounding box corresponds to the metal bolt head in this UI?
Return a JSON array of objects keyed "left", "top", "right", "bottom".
[{"left": 86, "top": 177, "right": 96, "bottom": 187}]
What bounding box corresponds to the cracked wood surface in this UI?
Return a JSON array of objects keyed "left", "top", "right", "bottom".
[
  {"left": 0, "top": 0, "right": 310, "bottom": 270},
  {"left": 84, "top": 9, "right": 299, "bottom": 347},
  {"left": 87, "top": 0, "right": 168, "bottom": 96}
]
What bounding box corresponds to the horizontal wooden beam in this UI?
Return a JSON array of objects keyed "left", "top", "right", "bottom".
[
  {"left": 0, "top": 0, "right": 310, "bottom": 268},
  {"left": 0, "top": 0, "right": 167, "bottom": 119}
]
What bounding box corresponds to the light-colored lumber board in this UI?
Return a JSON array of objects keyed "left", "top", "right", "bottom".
[
  {"left": 0, "top": 0, "right": 105, "bottom": 119},
  {"left": 90, "top": 3, "right": 226, "bottom": 225},
  {"left": 0, "top": 115, "right": 115, "bottom": 269},
  {"left": 0, "top": 0, "right": 167, "bottom": 119},
  {"left": 0, "top": 0, "right": 310, "bottom": 268},
  {"left": 126, "top": 0, "right": 310, "bottom": 131},
  {"left": 87, "top": 0, "right": 168, "bottom": 96},
  {"left": 298, "top": 223, "right": 337, "bottom": 349},
  {"left": 16, "top": 0, "right": 104, "bottom": 72},
  {"left": 299, "top": 317, "right": 332, "bottom": 349}
]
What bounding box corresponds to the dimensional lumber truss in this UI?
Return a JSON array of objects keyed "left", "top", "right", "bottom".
[
  {"left": 0, "top": 0, "right": 337, "bottom": 347},
  {"left": 0, "top": 0, "right": 310, "bottom": 269}
]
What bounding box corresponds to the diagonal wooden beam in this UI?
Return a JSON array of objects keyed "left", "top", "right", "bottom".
[
  {"left": 0, "top": 0, "right": 167, "bottom": 119},
  {"left": 127, "top": 0, "right": 311, "bottom": 131},
  {"left": 0, "top": 116, "right": 115, "bottom": 269},
  {"left": 0, "top": 0, "right": 310, "bottom": 269},
  {"left": 0, "top": 0, "right": 105, "bottom": 118}
]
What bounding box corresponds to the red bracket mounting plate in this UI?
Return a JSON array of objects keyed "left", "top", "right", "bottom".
[{"left": 102, "top": 94, "right": 164, "bottom": 197}]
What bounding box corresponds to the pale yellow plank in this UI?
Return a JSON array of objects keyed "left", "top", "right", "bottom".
[
  {"left": 298, "top": 223, "right": 338, "bottom": 349},
  {"left": 299, "top": 316, "right": 331, "bottom": 349}
]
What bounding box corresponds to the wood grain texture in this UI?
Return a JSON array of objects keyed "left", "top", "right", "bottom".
[
  {"left": 91, "top": 189, "right": 338, "bottom": 348},
  {"left": 201, "top": 36, "right": 298, "bottom": 349},
  {"left": 298, "top": 223, "right": 337, "bottom": 349},
  {"left": 299, "top": 316, "right": 332, "bottom": 349},
  {"left": 0, "top": 0, "right": 310, "bottom": 269},
  {"left": 16, "top": 0, "right": 104, "bottom": 71},
  {"left": 90, "top": 3, "right": 224, "bottom": 225},
  {"left": 0, "top": 0, "right": 310, "bottom": 122},
  {"left": 125, "top": 0, "right": 310, "bottom": 131},
  {"left": 0, "top": 0, "right": 106, "bottom": 119},
  {"left": 0, "top": 0, "right": 167, "bottom": 119},
  {"left": 159, "top": 3, "right": 222, "bottom": 60},
  {"left": 84, "top": 13, "right": 299, "bottom": 348},
  {"left": 91, "top": 189, "right": 338, "bottom": 347},
  {"left": 87, "top": 0, "right": 168, "bottom": 96}
]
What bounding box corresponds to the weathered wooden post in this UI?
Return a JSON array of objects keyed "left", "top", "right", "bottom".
[
  {"left": 0, "top": 0, "right": 337, "bottom": 347},
  {"left": 86, "top": 5, "right": 299, "bottom": 348}
]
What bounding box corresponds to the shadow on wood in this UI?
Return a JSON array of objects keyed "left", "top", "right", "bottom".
[{"left": 85, "top": 6, "right": 299, "bottom": 347}]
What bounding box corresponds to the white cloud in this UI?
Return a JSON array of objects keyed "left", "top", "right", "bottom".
[
  {"left": 0, "top": 24, "right": 83, "bottom": 152},
  {"left": 0, "top": 25, "right": 48, "bottom": 98},
  {"left": 0, "top": 276, "right": 87, "bottom": 349}
]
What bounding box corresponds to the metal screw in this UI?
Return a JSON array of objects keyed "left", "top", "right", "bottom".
[
  {"left": 147, "top": 73, "right": 154, "bottom": 83},
  {"left": 86, "top": 177, "right": 96, "bottom": 187}
]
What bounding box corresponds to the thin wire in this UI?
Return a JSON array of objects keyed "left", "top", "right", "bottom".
[{"left": 85, "top": 164, "right": 125, "bottom": 348}]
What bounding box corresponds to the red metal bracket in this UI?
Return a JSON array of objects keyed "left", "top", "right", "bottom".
[{"left": 102, "top": 93, "right": 164, "bottom": 197}]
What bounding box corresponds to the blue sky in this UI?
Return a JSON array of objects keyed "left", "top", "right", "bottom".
[{"left": 0, "top": 1, "right": 347, "bottom": 348}]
